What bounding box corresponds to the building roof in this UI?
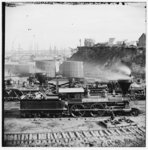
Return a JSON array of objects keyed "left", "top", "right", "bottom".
[
  {"left": 59, "top": 88, "right": 84, "bottom": 93},
  {"left": 139, "top": 33, "right": 146, "bottom": 40}
]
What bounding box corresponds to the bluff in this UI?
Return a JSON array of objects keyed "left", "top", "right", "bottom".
[{"left": 69, "top": 46, "right": 145, "bottom": 80}]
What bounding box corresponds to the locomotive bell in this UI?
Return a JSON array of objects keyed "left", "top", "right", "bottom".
[{"left": 118, "top": 79, "right": 132, "bottom": 95}]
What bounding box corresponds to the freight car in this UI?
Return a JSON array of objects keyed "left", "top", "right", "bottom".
[{"left": 20, "top": 79, "right": 138, "bottom": 117}]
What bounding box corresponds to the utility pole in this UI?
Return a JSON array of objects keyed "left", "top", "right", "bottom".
[{"left": 79, "top": 39, "right": 81, "bottom": 46}]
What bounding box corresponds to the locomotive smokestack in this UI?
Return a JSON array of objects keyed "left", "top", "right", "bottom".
[{"left": 118, "top": 79, "right": 132, "bottom": 95}]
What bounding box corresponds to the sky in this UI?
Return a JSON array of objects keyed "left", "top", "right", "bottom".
[{"left": 5, "top": 2, "right": 146, "bottom": 52}]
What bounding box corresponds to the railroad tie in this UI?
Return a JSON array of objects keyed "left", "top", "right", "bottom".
[
  {"left": 98, "top": 130, "right": 105, "bottom": 137},
  {"left": 78, "top": 131, "right": 85, "bottom": 138},
  {"left": 82, "top": 131, "right": 92, "bottom": 138},
  {"left": 102, "top": 130, "right": 111, "bottom": 136},
  {"left": 50, "top": 133, "right": 56, "bottom": 143},
  {"left": 4, "top": 134, "right": 7, "bottom": 141},
  {"left": 123, "top": 127, "right": 132, "bottom": 133},
  {"left": 41, "top": 133, "right": 47, "bottom": 140},
  {"left": 141, "top": 126, "right": 146, "bottom": 130},
  {"left": 52, "top": 132, "right": 62, "bottom": 143},
  {"left": 74, "top": 131, "right": 82, "bottom": 139},
  {"left": 61, "top": 132, "right": 69, "bottom": 142},
  {"left": 25, "top": 133, "right": 30, "bottom": 141},
  {"left": 113, "top": 128, "right": 122, "bottom": 135},
  {"left": 20, "top": 134, "right": 24, "bottom": 141},
  {"left": 31, "top": 133, "right": 38, "bottom": 141},
  {"left": 137, "top": 127, "right": 146, "bottom": 133},
  {"left": 17, "top": 134, "right": 21, "bottom": 141},
  {"left": 133, "top": 127, "right": 145, "bottom": 136},
  {"left": 68, "top": 131, "right": 77, "bottom": 140},
  {"left": 128, "top": 126, "right": 144, "bottom": 138},
  {"left": 4, "top": 134, "right": 8, "bottom": 141},
  {"left": 91, "top": 130, "right": 100, "bottom": 137},
  {"left": 118, "top": 128, "right": 127, "bottom": 135},
  {"left": 106, "top": 129, "right": 114, "bottom": 136},
  {"left": 120, "top": 128, "right": 131, "bottom": 135},
  {"left": 128, "top": 126, "right": 141, "bottom": 135},
  {"left": 47, "top": 133, "right": 55, "bottom": 143},
  {"left": 39, "top": 133, "right": 47, "bottom": 144},
  {"left": 47, "top": 133, "right": 50, "bottom": 140},
  {"left": 52, "top": 133, "right": 57, "bottom": 139},
  {"left": 16, "top": 134, "right": 21, "bottom": 145}
]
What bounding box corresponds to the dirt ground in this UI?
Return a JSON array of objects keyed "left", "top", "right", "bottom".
[{"left": 3, "top": 100, "right": 146, "bottom": 147}]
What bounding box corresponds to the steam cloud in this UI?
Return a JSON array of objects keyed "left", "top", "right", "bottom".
[{"left": 84, "top": 62, "right": 131, "bottom": 81}]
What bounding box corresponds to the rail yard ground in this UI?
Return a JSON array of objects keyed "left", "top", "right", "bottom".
[{"left": 3, "top": 100, "right": 146, "bottom": 147}]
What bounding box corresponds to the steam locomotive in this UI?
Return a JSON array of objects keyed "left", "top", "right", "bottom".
[{"left": 20, "top": 79, "right": 139, "bottom": 118}]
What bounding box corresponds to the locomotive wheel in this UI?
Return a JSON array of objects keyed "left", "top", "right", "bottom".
[
  {"left": 70, "top": 104, "right": 85, "bottom": 117},
  {"left": 46, "top": 113, "right": 51, "bottom": 118},
  {"left": 20, "top": 112, "right": 26, "bottom": 118},
  {"left": 90, "top": 104, "right": 105, "bottom": 117},
  {"left": 130, "top": 108, "right": 139, "bottom": 116}
]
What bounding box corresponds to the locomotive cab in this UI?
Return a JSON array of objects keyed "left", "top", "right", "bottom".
[{"left": 59, "top": 88, "right": 84, "bottom": 102}]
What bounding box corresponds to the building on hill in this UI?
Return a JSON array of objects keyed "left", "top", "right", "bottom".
[
  {"left": 137, "top": 33, "right": 146, "bottom": 48},
  {"left": 84, "top": 39, "right": 95, "bottom": 47}
]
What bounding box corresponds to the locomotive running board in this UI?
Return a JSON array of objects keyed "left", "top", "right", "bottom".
[{"left": 70, "top": 108, "right": 131, "bottom": 112}]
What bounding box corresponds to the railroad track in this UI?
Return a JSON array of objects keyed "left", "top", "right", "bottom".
[{"left": 4, "top": 125, "right": 146, "bottom": 147}]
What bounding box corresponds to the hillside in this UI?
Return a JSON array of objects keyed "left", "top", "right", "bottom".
[{"left": 70, "top": 46, "right": 145, "bottom": 81}]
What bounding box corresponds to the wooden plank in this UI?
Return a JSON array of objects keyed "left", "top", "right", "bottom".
[
  {"left": 10, "top": 134, "right": 14, "bottom": 141},
  {"left": 138, "top": 127, "right": 146, "bottom": 133},
  {"left": 68, "top": 131, "right": 76, "bottom": 139},
  {"left": 50, "top": 133, "right": 56, "bottom": 142},
  {"left": 38, "top": 133, "right": 42, "bottom": 140},
  {"left": 78, "top": 131, "right": 85, "bottom": 138},
  {"left": 94, "top": 130, "right": 102, "bottom": 137},
  {"left": 41, "top": 133, "right": 46, "bottom": 140},
  {"left": 90, "top": 131, "right": 97, "bottom": 137},
  {"left": 4, "top": 134, "right": 7, "bottom": 141},
  {"left": 56, "top": 132, "right": 63, "bottom": 139},
  {"left": 133, "top": 128, "right": 144, "bottom": 136},
  {"left": 98, "top": 130, "right": 104, "bottom": 137},
  {"left": 32, "top": 133, "right": 38, "bottom": 140},
  {"left": 82, "top": 131, "right": 89, "bottom": 138},
  {"left": 24, "top": 134, "right": 29, "bottom": 141},
  {"left": 74, "top": 131, "right": 82, "bottom": 139},
  {"left": 29, "top": 133, "right": 33, "bottom": 140},
  {"left": 61, "top": 132, "right": 69, "bottom": 139},
  {"left": 114, "top": 129, "right": 122, "bottom": 135},
  {"left": 17, "top": 134, "right": 21, "bottom": 141},
  {"left": 121, "top": 128, "right": 130, "bottom": 134},
  {"left": 53, "top": 133, "right": 58, "bottom": 140},
  {"left": 102, "top": 130, "right": 112, "bottom": 136},
  {"left": 47, "top": 133, "right": 51, "bottom": 140}
]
